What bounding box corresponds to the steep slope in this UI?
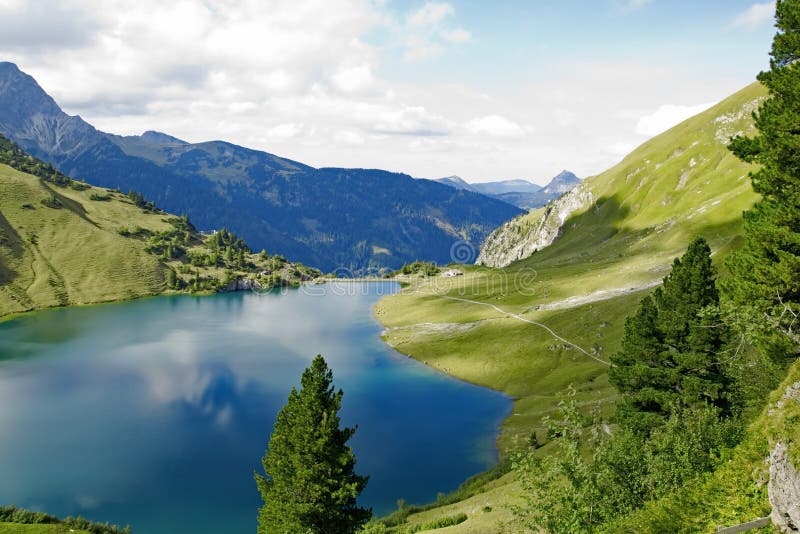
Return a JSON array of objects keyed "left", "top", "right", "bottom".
[
  {"left": 0, "top": 135, "right": 318, "bottom": 318},
  {"left": 0, "top": 159, "right": 170, "bottom": 315},
  {"left": 478, "top": 83, "right": 765, "bottom": 268},
  {"left": 477, "top": 184, "right": 593, "bottom": 267},
  {"left": 0, "top": 62, "right": 522, "bottom": 273}
]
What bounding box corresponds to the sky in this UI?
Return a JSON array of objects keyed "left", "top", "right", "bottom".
[{"left": 0, "top": 0, "right": 778, "bottom": 184}]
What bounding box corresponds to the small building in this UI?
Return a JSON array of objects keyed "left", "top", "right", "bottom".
[{"left": 441, "top": 269, "right": 463, "bottom": 277}]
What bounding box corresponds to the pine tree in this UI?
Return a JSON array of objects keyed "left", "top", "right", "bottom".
[
  {"left": 255, "top": 355, "right": 370, "bottom": 534},
  {"left": 725, "top": 0, "right": 800, "bottom": 351},
  {"left": 610, "top": 238, "right": 731, "bottom": 433}
]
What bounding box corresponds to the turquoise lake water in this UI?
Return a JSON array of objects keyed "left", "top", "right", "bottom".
[{"left": 0, "top": 282, "right": 511, "bottom": 533}]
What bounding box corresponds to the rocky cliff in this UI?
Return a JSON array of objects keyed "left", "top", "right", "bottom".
[
  {"left": 476, "top": 183, "right": 593, "bottom": 268},
  {"left": 769, "top": 379, "right": 800, "bottom": 532}
]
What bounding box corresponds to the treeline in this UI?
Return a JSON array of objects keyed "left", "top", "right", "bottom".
[
  {"left": 126, "top": 189, "right": 161, "bottom": 213},
  {"left": 391, "top": 260, "right": 440, "bottom": 277},
  {"left": 0, "top": 133, "right": 167, "bottom": 218},
  {"left": 0, "top": 133, "right": 73, "bottom": 186},
  {"left": 117, "top": 215, "right": 320, "bottom": 292},
  {"left": 512, "top": 4, "right": 800, "bottom": 531}
]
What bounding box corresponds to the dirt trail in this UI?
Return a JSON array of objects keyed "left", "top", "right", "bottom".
[{"left": 432, "top": 293, "right": 611, "bottom": 366}]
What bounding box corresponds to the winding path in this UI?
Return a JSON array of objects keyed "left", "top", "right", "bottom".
[{"left": 432, "top": 293, "right": 611, "bottom": 366}]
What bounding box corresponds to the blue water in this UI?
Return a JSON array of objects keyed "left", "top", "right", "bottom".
[{"left": 0, "top": 282, "right": 510, "bottom": 533}]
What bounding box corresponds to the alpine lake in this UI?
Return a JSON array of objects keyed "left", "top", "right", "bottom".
[{"left": 0, "top": 282, "right": 511, "bottom": 533}]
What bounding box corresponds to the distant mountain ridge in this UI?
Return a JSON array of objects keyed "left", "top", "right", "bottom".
[
  {"left": 434, "top": 170, "right": 581, "bottom": 210},
  {"left": 0, "top": 62, "right": 522, "bottom": 273}
]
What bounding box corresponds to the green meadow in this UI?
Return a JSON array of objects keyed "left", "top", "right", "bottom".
[{"left": 0, "top": 162, "right": 172, "bottom": 317}]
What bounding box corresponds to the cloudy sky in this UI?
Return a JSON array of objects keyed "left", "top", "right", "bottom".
[{"left": 0, "top": 0, "right": 777, "bottom": 183}]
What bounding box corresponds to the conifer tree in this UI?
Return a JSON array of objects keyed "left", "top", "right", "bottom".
[
  {"left": 255, "top": 355, "right": 370, "bottom": 534},
  {"left": 725, "top": 0, "right": 800, "bottom": 351},
  {"left": 610, "top": 238, "right": 730, "bottom": 433}
]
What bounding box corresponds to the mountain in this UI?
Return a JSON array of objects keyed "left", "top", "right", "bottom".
[
  {"left": 435, "top": 175, "right": 476, "bottom": 191},
  {"left": 434, "top": 171, "right": 580, "bottom": 210},
  {"left": 0, "top": 134, "right": 319, "bottom": 317},
  {"left": 473, "top": 179, "right": 541, "bottom": 196},
  {"left": 0, "top": 62, "right": 522, "bottom": 273}
]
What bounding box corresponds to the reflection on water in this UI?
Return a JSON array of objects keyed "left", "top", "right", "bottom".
[{"left": 0, "top": 283, "right": 510, "bottom": 534}]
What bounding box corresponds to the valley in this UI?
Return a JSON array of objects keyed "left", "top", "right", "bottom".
[{"left": 1, "top": 2, "right": 800, "bottom": 533}]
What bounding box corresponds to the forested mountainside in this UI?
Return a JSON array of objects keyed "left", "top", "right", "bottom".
[{"left": 0, "top": 62, "right": 521, "bottom": 274}]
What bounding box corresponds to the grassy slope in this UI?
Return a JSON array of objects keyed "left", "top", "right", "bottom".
[
  {"left": 0, "top": 157, "right": 321, "bottom": 319},
  {"left": 0, "top": 525, "right": 91, "bottom": 534},
  {"left": 375, "top": 82, "right": 766, "bottom": 531},
  {"left": 0, "top": 163, "right": 171, "bottom": 316}
]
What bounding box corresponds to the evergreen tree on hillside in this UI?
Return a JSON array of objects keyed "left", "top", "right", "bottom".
[
  {"left": 725, "top": 0, "right": 800, "bottom": 352},
  {"left": 610, "top": 238, "right": 731, "bottom": 433},
  {"left": 255, "top": 355, "right": 370, "bottom": 534}
]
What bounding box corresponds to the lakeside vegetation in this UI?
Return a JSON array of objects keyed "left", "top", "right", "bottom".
[{"left": 0, "top": 505, "right": 129, "bottom": 534}]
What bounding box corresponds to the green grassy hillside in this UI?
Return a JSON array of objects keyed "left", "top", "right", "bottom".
[
  {"left": 0, "top": 137, "right": 321, "bottom": 319},
  {"left": 0, "top": 162, "right": 172, "bottom": 316},
  {"left": 374, "top": 82, "right": 766, "bottom": 531}
]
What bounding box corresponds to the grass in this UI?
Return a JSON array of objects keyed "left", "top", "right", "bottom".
[
  {"left": 0, "top": 525, "right": 91, "bottom": 534},
  {"left": 0, "top": 163, "right": 172, "bottom": 317},
  {"left": 0, "top": 523, "right": 90, "bottom": 534},
  {"left": 374, "top": 82, "right": 767, "bottom": 531}
]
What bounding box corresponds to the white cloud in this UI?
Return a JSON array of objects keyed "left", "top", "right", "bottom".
[
  {"left": 0, "top": 1, "right": 763, "bottom": 185},
  {"left": 465, "top": 115, "right": 526, "bottom": 137},
  {"left": 607, "top": 141, "right": 636, "bottom": 157},
  {"left": 407, "top": 2, "right": 454, "bottom": 27},
  {"left": 370, "top": 105, "right": 451, "bottom": 136},
  {"left": 330, "top": 64, "right": 375, "bottom": 93},
  {"left": 398, "top": 2, "right": 470, "bottom": 63},
  {"left": 403, "top": 39, "right": 445, "bottom": 62},
  {"left": 335, "top": 130, "right": 365, "bottom": 145},
  {"left": 634, "top": 102, "right": 716, "bottom": 136},
  {"left": 267, "top": 123, "right": 303, "bottom": 139},
  {"left": 441, "top": 28, "right": 471, "bottom": 44},
  {"left": 731, "top": 1, "right": 775, "bottom": 29}
]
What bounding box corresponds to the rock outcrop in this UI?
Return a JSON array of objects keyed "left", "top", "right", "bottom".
[
  {"left": 476, "top": 184, "right": 593, "bottom": 268},
  {"left": 223, "top": 277, "right": 263, "bottom": 292},
  {"left": 769, "top": 380, "right": 800, "bottom": 532},
  {"left": 770, "top": 442, "right": 800, "bottom": 532}
]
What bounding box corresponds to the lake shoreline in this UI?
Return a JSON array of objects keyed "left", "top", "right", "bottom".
[{"left": 0, "top": 276, "right": 397, "bottom": 324}]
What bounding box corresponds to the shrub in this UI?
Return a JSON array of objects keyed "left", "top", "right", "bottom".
[{"left": 40, "top": 194, "right": 63, "bottom": 209}]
